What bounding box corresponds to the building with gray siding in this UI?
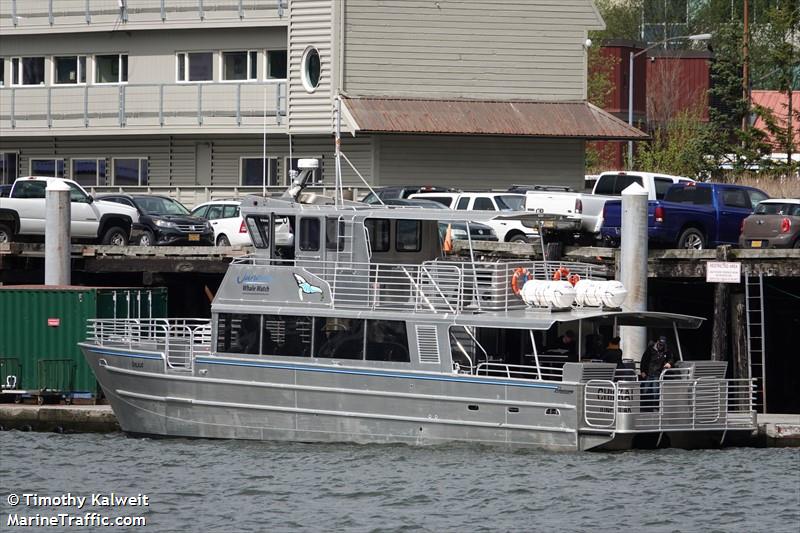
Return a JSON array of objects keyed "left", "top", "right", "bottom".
[{"left": 0, "top": 0, "right": 644, "bottom": 205}]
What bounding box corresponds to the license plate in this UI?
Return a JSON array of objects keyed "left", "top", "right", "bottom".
[
  {"left": 750, "top": 240, "right": 762, "bottom": 248},
  {"left": 188, "top": 234, "right": 200, "bottom": 242}
]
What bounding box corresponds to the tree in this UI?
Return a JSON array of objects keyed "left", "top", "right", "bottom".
[
  {"left": 636, "top": 109, "right": 713, "bottom": 177},
  {"left": 592, "top": 0, "right": 643, "bottom": 41}
]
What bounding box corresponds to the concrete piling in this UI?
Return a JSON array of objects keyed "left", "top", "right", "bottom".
[
  {"left": 619, "top": 182, "right": 648, "bottom": 362},
  {"left": 45, "top": 180, "right": 71, "bottom": 286}
]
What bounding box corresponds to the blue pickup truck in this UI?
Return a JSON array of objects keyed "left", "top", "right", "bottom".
[{"left": 600, "top": 182, "right": 769, "bottom": 249}]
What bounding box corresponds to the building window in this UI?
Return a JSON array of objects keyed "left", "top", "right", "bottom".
[
  {"left": 222, "top": 51, "right": 257, "bottom": 81},
  {"left": 299, "top": 218, "right": 320, "bottom": 252},
  {"left": 396, "top": 220, "right": 421, "bottom": 252},
  {"left": 12, "top": 57, "right": 45, "bottom": 86},
  {"left": 177, "top": 52, "right": 213, "bottom": 82},
  {"left": 286, "top": 157, "right": 323, "bottom": 186},
  {"left": 0, "top": 59, "right": 4, "bottom": 86},
  {"left": 71, "top": 159, "right": 107, "bottom": 186},
  {"left": 95, "top": 54, "right": 128, "bottom": 84},
  {"left": 301, "top": 47, "right": 321, "bottom": 92},
  {"left": 266, "top": 50, "right": 287, "bottom": 79},
  {"left": 30, "top": 158, "right": 65, "bottom": 178},
  {"left": 0, "top": 153, "right": 19, "bottom": 184},
  {"left": 112, "top": 158, "right": 148, "bottom": 186},
  {"left": 240, "top": 157, "right": 278, "bottom": 186},
  {"left": 54, "top": 56, "right": 87, "bottom": 85}
]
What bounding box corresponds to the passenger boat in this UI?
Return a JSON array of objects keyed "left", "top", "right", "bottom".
[{"left": 79, "top": 162, "right": 756, "bottom": 451}]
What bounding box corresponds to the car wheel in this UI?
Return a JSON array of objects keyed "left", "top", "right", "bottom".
[
  {"left": 217, "top": 234, "right": 231, "bottom": 247},
  {"left": 101, "top": 226, "right": 128, "bottom": 246},
  {"left": 138, "top": 230, "right": 155, "bottom": 247},
  {"left": 0, "top": 223, "right": 13, "bottom": 244},
  {"left": 677, "top": 227, "right": 705, "bottom": 250},
  {"left": 508, "top": 234, "right": 529, "bottom": 244}
]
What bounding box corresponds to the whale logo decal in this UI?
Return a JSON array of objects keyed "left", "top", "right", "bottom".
[{"left": 293, "top": 273, "right": 324, "bottom": 301}]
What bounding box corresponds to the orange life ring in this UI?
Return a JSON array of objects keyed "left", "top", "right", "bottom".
[
  {"left": 568, "top": 273, "right": 581, "bottom": 287},
  {"left": 511, "top": 267, "right": 532, "bottom": 295},
  {"left": 552, "top": 266, "right": 571, "bottom": 281}
]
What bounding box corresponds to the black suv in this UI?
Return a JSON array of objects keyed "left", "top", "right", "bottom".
[
  {"left": 361, "top": 185, "right": 459, "bottom": 205},
  {"left": 99, "top": 194, "right": 214, "bottom": 246}
]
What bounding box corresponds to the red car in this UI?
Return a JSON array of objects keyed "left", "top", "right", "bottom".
[{"left": 739, "top": 199, "right": 800, "bottom": 249}]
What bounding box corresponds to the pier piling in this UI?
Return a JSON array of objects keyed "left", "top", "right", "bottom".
[
  {"left": 45, "top": 180, "right": 71, "bottom": 286},
  {"left": 619, "top": 183, "right": 648, "bottom": 362}
]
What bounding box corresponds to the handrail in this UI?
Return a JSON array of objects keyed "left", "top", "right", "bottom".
[{"left": 584, "top": 379, "right": 617, "bottom": 428}]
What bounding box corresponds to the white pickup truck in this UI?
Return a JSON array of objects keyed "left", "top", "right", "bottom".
[
  {"left": 0, "top": 176, "right": 141, "bottom": 245},
  {"left": 521, "top": 171, "right": 694, "bottom": 242}
]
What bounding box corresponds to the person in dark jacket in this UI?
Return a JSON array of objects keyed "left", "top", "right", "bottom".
[
  {"left": 601, "top": 337, "right": 623, "bottom": 366},
  {"left": 639, "top": 336, "right": 676, "bottom": 411}
]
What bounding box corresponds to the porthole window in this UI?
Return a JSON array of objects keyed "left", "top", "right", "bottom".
[{"left": 301, "top": 47, "right": 321, "bottom": 92}]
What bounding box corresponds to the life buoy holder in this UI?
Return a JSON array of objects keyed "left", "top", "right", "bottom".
[
  {"left": 511, "top": 267, "right": 532, "bottom": 296},
  {"left": 552, "top": 266, "right": 571, "bottom": 281},
  {"left": 568, "top": 273, "right": 581, "bottom": 287}
]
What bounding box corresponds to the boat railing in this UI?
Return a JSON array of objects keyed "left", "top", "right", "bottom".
[
  {"left": 584, "top": 376, "right": 756, "bottom": 432},
  {"left": 474, "top": 362, "right": 564, "bottom": 381},
  {"left": 86, "top": 319, "right": 212, "bottom": 373},
  {"left": 231, "top": 256, "right": 605, "bottom": 314}
]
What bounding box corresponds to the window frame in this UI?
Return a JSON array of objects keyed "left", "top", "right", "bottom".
[
  {"left": 365, "top": 218, "right": 390, "bottom": 253},
  {"left": 0, "top": 152, "right": 20, "bottom": 184},
  {"left": 239, "top": 157, "right": 279, "bottom": 187},
  {"left": 111, "top": 157, "right": 148, "bottom": 186},
  {"left": 395, "top": 219, "right": 422, "bottom": 253},
  {"left": 70, "top": 158, "right": 107, "bottom": 186},
  {"left": 52, "top": 55, "right": 87, "bottom": 86},
  {"left": 300, "top": 46, "right": 321, "bottom": 93},
  {"left": 265, "top": 49, "right": 288, "bottom": 81},
  {"left": 11, "top": 56, "right": 46, "bottom": 86},
  {"left": 94, "top": 54, "right": 128, "bottom": 85},
  {"left": 29, "top": 158, "right": 65, "bottom": 178},
  {"left": 299, "top": 217, "right": 321, "bottom": 252},
  {"left": 220, "top": 50, "right": 258, "bottom": 82},
  {"left": 176, "top": 51, "right": 215, "bottom": 83},
  {"left": 0, "top": 57, "right": 5, "bottom": 87}
]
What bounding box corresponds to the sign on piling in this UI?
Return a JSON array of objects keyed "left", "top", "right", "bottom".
[{"left": 706, "top": 261, "right": 742, "bottom": 283}]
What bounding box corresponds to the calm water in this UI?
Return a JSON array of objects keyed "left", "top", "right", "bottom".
[{"left": 0, "top": 431, "right": 798, "bottom": 533}]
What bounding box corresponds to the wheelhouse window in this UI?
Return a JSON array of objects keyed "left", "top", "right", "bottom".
[
  {"left": 240, "top": 157, "right": 278, "bottom": 186},
  {"left": 266, "top": 50, "right": 287, "bottom": 79},
  {"left": 12, "top": 57, "right": 45, "bottom": 85},
  {"left": 365, "top": 218, "right": 390, "bottom": 252},
  {"left": 0, "top": 153, "right": 19, "bottom": 184},
  {"left": 286, "top": 157, "right": 323, "bottom": 185},
  {"left": 366, "top": 320, "right": 409, "bottom": 362},
  {"left": 30, "top": 158, "right": 65, "bottom": 178},
  {"left": 216, "top": 314, "right": 261, "bottom": 355},
  {"left": 177, "top": 52, "right": 213, "bottom": 82},
  {"left": 314, "top": 317, "right": 364, "bottom": 359},
  {"left": 263, "top": 315, "right": 312, "bottom": 357},
  {"left": 396, "top": 220, "right": 421, "bottom": 252},
  {"left": 245, "top": 216, "right": 269, "bottom": 248},
  {"left": 71, "top": 159, "right": 106, "bottom": 186},
  {"left": 222, "top": 51, "right": 257, "bottom": 81},
  {"left": 299, "top": 218, "right": 321, "bottom": 251},
  {"left": 95, "top": 54, "right": 128, "bottom": 84},
  {"left": 326, "top": 217, "right": 345, "bottom": 251},
  {"left": 54, "top": 56, "right": 86, "bottom": 85},
  {"left": 112, "top": 158, "right": 148, "bottom": 186}
]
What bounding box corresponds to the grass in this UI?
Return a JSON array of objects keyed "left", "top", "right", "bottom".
[{"left": 718, "top": 172, "right": 800, "bottom": 199}]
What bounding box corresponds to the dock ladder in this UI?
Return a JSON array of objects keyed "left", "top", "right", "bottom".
[{"left": 744, "top": 273, "right": 766, "bottom": 412}]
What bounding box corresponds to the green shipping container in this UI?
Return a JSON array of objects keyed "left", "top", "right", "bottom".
[{"left": 0, "top": 286, "right": 167, "bottom": 396}]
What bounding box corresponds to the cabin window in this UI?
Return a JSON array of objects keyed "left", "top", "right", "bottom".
[
  {"left": 299, "top": 218, "right": 320, "bottom": 251},
  {"left": 365, "top": 218, "right": 390, "bottom": 252},
  {"left": 366, "top": 320, "right": 409, "bottom": 362},
  {"left": 325, "top": 217, "right": 345, "bottom": 251},
  {"left": 262, "top": 315, "right": 312, "bottom": 357},
  {"left": 245, "top": 215, "right": 269, "bottom": 248},
  {"left": 314, "top": 317, "right": 364, "bottom": 359},
  {"left": 217, "top": 314, "right": 262, "bottom": 355},
  {"left": 396, "top": 220, "right": 421, "bottom": 252}
]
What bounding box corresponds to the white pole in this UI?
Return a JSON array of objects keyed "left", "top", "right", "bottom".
[
  {"left": 334, "top": 97, "right": 343, "bottom": 206},
  {"left": 619, "top": 182, "right": 648, "bottom": 362},
  {"left": 45, "top": 180, "right": 71, "bottom": 285},
  {"left": 262, "top": 84, "right": 267, "bottom": 197},
  {"left": 628, "top": 50, "right": 634, "bottom": 169}
]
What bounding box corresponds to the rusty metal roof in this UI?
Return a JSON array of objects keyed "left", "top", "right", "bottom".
[{"left": 342, "top": 97, "right": 648, "bottom": 140}]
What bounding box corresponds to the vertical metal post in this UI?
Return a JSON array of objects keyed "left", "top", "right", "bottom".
[
  {"left": 84, "top": 85, "right": 89, "bottom": 127},
  {"left": 119, "top": 85, "right": 126, "bottom": 126},
  {"left": 45, "top": 181, "right": 71, "bottom": 286},
  {"left": 198, "top": 0, "right": 204, "bottom": 20},
  {"left": 121, "top": 0, "right": 128, "bottom": 22},
  {"left": 619, "top": 182, "right": 648, "bottom": 363},
  {"left": 47, "top": 86, "right": 52, "bottom": 128},
  {"left": 159, "top": 84, "right": 164, "bottom": 126},
  {"left": 12, "top": 0, "right": 17, "bottom": 26},
  {"left": 236, "top": 84, "right": 241, "bottom": 126},
  {"left": 85, "top": 0, "right": 91, "bottom": 23},
  {"left": 275, "top": 82, "right": 284, "bottom": 125},
  {"left": 197, "top": 85, "right": 203, "bottom": 125},
  {"left": 238, "top": 0, "right": 244, "bottom": 19},
  {"left": 627, "top": 51, "right": 634, "bottom": 169},
  {"left": 160, "top": 0, "right": 166, "bottom": 21},
  {"left": 48, "top": 0, "right": 54, "bottom": 25},
  {"left": 10, "top": 89, "right": 15, "bottom": 129}
]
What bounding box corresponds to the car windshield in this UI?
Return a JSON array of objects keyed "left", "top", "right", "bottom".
[
  {"left": 134, "top": 197, "right": 190, "bottom": 216},
  {"left": 498, "top": 195, "right": 524, "bottom": 210}
]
